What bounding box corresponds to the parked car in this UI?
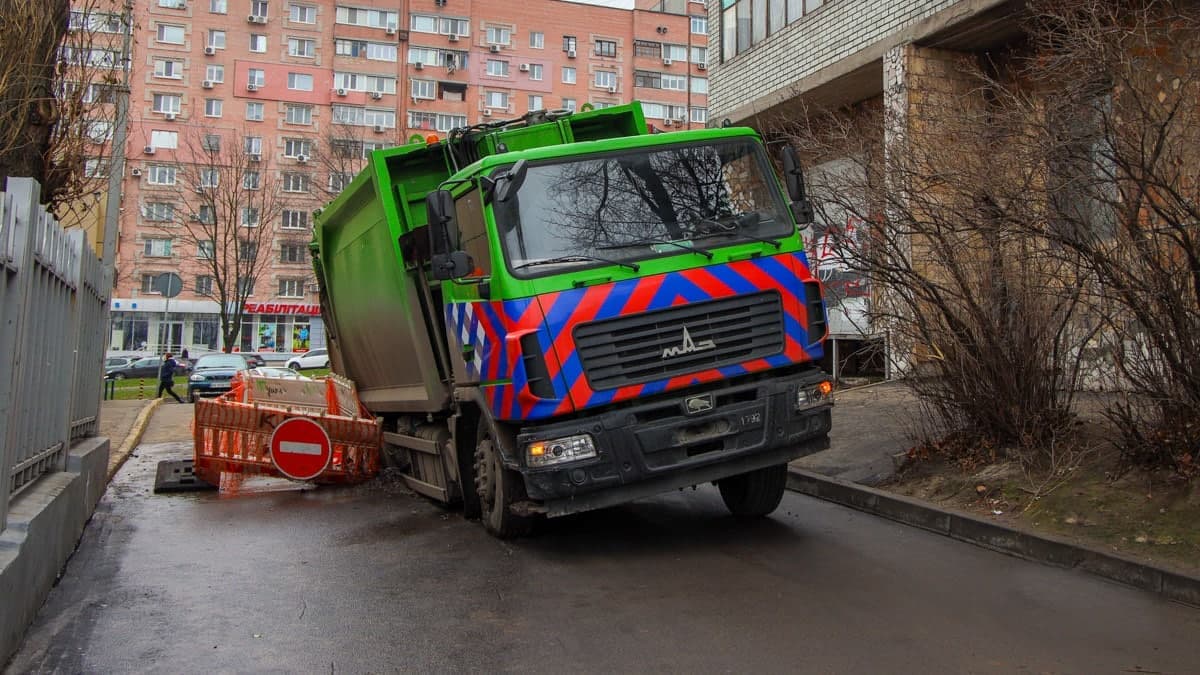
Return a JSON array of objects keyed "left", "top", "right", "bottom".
[
  {"left": 105, "top": 356, "right": 165, "bottom": 380},
  {"left": 104, "top": 355, "right": 143, "bottom": 371},
  {"left": 285, "top": 348, "right": 328, "bottom": 371},
  {"left": 238, "top": 352, "right": 267, "bottom": 368},
  {"left": 246, "top": 366, "right": 312, "bottom": 381},
  {"left": 187, "top": 354, "right": 251, "bottom": 402}
]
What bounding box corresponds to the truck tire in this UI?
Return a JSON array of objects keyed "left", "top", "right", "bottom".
[
  {"left": 473, "top": 429, "right": 534, "bottom": 539},
  {"left": 717, "top": 464, "right": 788, "bottom": 517}
]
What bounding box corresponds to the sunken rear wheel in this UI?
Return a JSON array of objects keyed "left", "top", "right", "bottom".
[
  {"left": 717, "top": 464, "right": 789, "bottom": 517},
  {"left": 473, "top": 423, "right": 534, "bottom": 539}
]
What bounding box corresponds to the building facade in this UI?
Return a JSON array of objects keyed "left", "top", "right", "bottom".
[
  {"left": 92, "top": 0, "right": 710, "bottom": 355},
  {"left": 706, "top": 0, "right": 1020, "bottom": 377}
]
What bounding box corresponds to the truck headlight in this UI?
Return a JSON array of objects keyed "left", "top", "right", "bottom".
[
  {"left": 795, "top": 380, "right": 833, "bottom": 410},
  {"left": 526, "top": 434, "right": 596, "bottom": 468}
]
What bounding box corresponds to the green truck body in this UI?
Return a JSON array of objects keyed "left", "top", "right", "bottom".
[{"left": 313, "top": 104, "right": 833, "bottom": 537}]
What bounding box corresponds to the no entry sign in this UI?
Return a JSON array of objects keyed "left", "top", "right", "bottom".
[{"left": 269, "top": 417, "right": 332, "bottom": 481}]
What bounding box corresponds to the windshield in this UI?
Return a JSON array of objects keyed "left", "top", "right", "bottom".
[
  {"left": 195, "top": 355, "right": 247, "bottom": 369},
  {"left": 493, "top": 139, "right": 793, "bottom": 276}
]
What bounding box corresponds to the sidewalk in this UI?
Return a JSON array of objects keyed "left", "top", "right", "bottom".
[
  {"left": 98, "top": 397, "right": 194, "bottom": 480},
  {"left": 792, "top": 381, "right": 915, "bottom": 484}
]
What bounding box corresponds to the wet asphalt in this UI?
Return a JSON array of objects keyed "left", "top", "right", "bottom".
[{"left": 8, "top": 411, "right": 1200, "bottom": 673}]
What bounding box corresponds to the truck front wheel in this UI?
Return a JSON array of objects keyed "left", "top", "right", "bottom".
[
  {"left": 717, "top": 464, "right": 788, "bottom": 517},
  {"left": 473, "top": 429, "right": 534, "bottom": 539}
]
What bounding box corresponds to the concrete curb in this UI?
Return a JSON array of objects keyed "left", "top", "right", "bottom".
[
  {"left": 786, "top": 468, "right": 1200, "bottom": 608},
  {"left": 107, "top": 398, "right": 163, "bottom": 481}
]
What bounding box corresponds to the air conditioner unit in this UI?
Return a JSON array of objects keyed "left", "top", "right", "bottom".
[
  {"left": 246, "top": 83, "right": 258, "bottom": 92},
  {"left": 336, "top": 88, "right": 348, "bottom": 96},
  {"left": 482, "top": 108, "right": 492, "bottom": 117},
  {"left": 385, "top": 24, "right": 397, "bottom": 35},
  {"left": 204, "top": 46, "right": 216, "bottom": 55},
  {"left": 370, "top": 91, "right": 383, "bottom": 100},
  {"left": 566, "top": 49, "right": 576, "bottom": 59},
  {"left": 296, "top": 154, "right": 309, "bottom": 163},
  {"left": 414, "top": 62, "right": 424, "bottom": 70},
  {"left": 663, "top": 119, "right": 673, "bottom": 127},
  {"left": 190, "top": 213, "right": 201, "bottom": 221},
  {"left": 248, "top": 153, "right": 261, "bottom": 162},
  {"left": 607, "top": 85, "right": 617, "bottom": 93},
  {"left": 373, "top": 124, "right": 386, "bottom": 133},
  {"left": 164, "top": 112, "right": 176, "bottom": 121},
  {"left": 143, "top": 145, "right": 155, "bottom": 154},
  {"left": 202, "top": 80, "right": 214, "bottom": 89},
  {"left": 663, "top": 58, "right": 673, "bottom": 66},
  {"left": 248, "top": 14, "right": 267, "bottom": 24},
  {"left": 130, "top": 168, "right": 142, "bottom": 177},
  {"left": 489, "top": 44, "right": 501, "bottom": 53},
  {"left": 519, "top": 63, "right": 530, "bottom": 72},
  {"left": 696, "top": 62, "right": 707, "bottom": 71},
  {"left": 448, "top": 33, "right": 459, "bottom": 42}
]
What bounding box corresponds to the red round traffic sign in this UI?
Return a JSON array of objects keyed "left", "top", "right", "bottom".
[{"left": 269, "top": 417, "right": 332, "bottom": 481}]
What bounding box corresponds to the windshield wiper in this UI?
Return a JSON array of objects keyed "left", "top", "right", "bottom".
[
  {"left": 597, "top": 237, "right": 713, "bottom": 260},
  {"left": 694, "top": 213, "right": 783, "bottom": 249},
  {"left": 513, "top": 254, "right": 640, "bottom": 272}
]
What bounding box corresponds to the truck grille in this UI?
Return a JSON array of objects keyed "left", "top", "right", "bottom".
[{"left": 574, "top": 291, "right": 785, "bottom": 390}]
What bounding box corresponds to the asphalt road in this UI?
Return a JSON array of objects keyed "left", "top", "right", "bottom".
[{"left": 8, "top": 438, "right": 1200, "bottom": 674}]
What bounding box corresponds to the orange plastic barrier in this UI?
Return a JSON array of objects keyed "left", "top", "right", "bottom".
[{"left": 192, "top": 374, "right": 382, "bottom": 486}]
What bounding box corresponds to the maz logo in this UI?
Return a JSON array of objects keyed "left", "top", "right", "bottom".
[{"left": 661, "top": 326, "right": 716, "bottom": 359}]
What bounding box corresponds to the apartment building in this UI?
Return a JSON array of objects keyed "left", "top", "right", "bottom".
[
  {"left": 705, "top": 0, "right": 1020, "bottom": 377},
  {"left": 96, "top": 0, "right": 710, "bottom": 355}
]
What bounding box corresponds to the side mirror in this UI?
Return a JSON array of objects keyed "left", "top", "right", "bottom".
[
  {"left": 426, "top": 190, "right": 469, "bottom": 280},
  {"left": 494, "top": 159, "right": 528, "bottom": 203},
  {"left": 782, "top": 146, "right": 814, "bottom": 225},
  {"left": 432, "top": 251, "right": 471, "bottom": 280}
]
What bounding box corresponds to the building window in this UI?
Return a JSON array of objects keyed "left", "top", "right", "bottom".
[
  {"left": 247, "top": 69, "right": 265, "bottom": 88},
  {"left": 201, "top": 134, "right": 220, "bottom": 152},
  {"left": 406, "top": 111, "right": 467, "bottom": 132},
  {"left": 290, "top": 3, "right": 315, "bottom": 22},
  {"left": 239, "top": 241, "right": 259, "bottom": 262},
  {"left": 141, "top": 274, "right": 159, "bottom": 293},
  {"left": 143, "top": 202, "right": 175, "bottom": 222},
  {"left": 690, "top": 77, "right": 708, "bottom": 94},
  {"left": 594, "top": 70, "right": 616, "bottom": 89},
  {"left": 243, "top": 170, "right": 261, "bottom": 189},
  {"left": 563, "top": 35, "right": 577, "bottom": 53},
  {"left": 595, "top": 39, "right": 617, "bottom": 58},
  {"left": 691, "top": 46, "right": 707, "bottom": 65},
  {"left": 198, "top": 240, "right": 215, "bottom": 259},
  {"left": 85, "top": 120, "right": 113, "bottom": 143},
  {"left": 198, "top": 205, "right": 215, "bottom": 224},
  {"left": 237, "top": 277, "right": 255, "bottom": 295},
  {"left": 486, "top": 26, "right": 511, "bottom": 45},
  {"left": 150, "top": 130, "right": 178, "bottom": 149},
  {"left": 328, "top": 172, "right": 352, "bottom": 192},
  {"left": 335, "top": 39, "right": 397, "bottom": 61},
  {"left": 285, "top": 104, "right": 313, "bottom": 124},
  {"left": 249, "top": 34, "right": 267, "bottom": 52},
  {"left": 200, "top": 168, "right": 220, "bottom": 188},
  {"left": 241, "top": 208, "right": 260, "bottom": 228},
  {"left": 143, "top": 238, "right": 173, "bottom": 257},
  {"left": 334, "top": 72, "right": 396, "bottom": 93},
  {"left": 529, "top": 64, "right": 543, "bottom": 81},
  {"left": 334, "top": 6, "right": 398, "bottom": 29},
  {"left": 283, "top": 138, "right": 312, "bottom": 157},
  {"left": 530, "top": 31, "right": 544, "bottom": 49},
  {"left": 210, "top": 0, "right": 227, "bottom": 13},
  {"left": 332, "top": 105, "right": 395, "bottom": 128},
  {"left": 152, "top": 94, "right": 181, "bottom": 114},
  {"left": 156, "top": 24, "right": 185, "bottom": 44},
  {"left": 251, "top": 0, "right": 268, "bottom": 17},
  {"left": 244, "top": 136, "right": 263, "bottom": 154},
  {"left": 84, "top": 158, "right": 110, "bottom": 178},
  {"left": 153, "top": 59, "right": 183, "bottom": 79},
  {"left": 691, "top": 15, "right": 708, "bottom": 34},
  {"left": 691, "top": 107, "right": 707, "bottom": 123},
  {"left": 279, "top": 279, "right": 305, "bottom": 298},
  {"left": 485, "top": 91, "right": 509, "bottom": 109},
  {"left": 282, "top": 172, "right": 310, "bottom": 193},
  {"left": 280, "top": 243, "right": 306, "bottom": 263},
  {"left": 288, "top": 38, "right": 316, "bottom": 57},
  {"left": 528, "top": 94, "right": 543, "bottom": 111},
  {"left": 723, "top": 0, "right": 822, "bottom": 61},
  {"left": 147, "top": 165, "right": 176, "bottom": 185},
  {"left": 196, "top": 275, "right": 213, "bottom": 295},
  {"left": 486, "top": 60, "right": 509, "bottom": 77},
  {"left": 208, "top": 30, "right": 226, "bottom": 49},
  {"left": 411, "top": 79, "right": 435, "bottom": 99},
  {"left": 411, "top": 14, "right": 467, "bottom": 35},
  {"left": 562, "top": 66, "right": 575, "bottom": 84},
  {"left": 281, "top": 210, "right": 308, "bottom": 230},
  {"left": 204, "top": 99, "right": 223, "bottom": 117},
  {"left": 288, "top": 72, "right": 314, "bottom": 90},
  {"left": 562, "top": 97, "right": 576, "bottom": 112},
  {"left": 246, "top": 101, "right": 265, "bottom": 121},
  {"left": 664, "top": 44, "right": 687, "bottom": 62},
  {"left": 205, "top": 64, "right": 225, "bottom": 83}
]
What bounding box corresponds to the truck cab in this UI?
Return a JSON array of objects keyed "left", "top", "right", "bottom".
[{"left": 313, "top": 104, "right": 832, "bottom": 537}]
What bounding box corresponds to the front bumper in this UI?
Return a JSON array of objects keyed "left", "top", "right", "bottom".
[{"left": 515, "top": 372, "right": 831, "bottom": 517}]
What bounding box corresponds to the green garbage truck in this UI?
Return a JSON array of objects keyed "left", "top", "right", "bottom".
[{"left": 311, "top": 103, "right": 833, "bottom": 537}]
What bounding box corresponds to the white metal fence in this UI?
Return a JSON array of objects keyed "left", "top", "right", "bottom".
[{"left": 0, "top": 178, "right": 110, "bottom": 532}]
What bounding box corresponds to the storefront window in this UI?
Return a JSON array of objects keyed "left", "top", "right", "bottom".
[{"left": 292, "top": 320, "right": 311, "bottom": 351}]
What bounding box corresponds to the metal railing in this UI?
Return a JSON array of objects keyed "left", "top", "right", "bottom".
[{"left": 0, "top": 179, "right": 110, "bottom": 532}]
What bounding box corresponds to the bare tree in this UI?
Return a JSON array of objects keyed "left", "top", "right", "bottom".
[
  {"left": 1, "top": 0, "right": 123, "bottom": 213},
  {"left": 153, "top": 127, "right": 295, "bottom": 351}
]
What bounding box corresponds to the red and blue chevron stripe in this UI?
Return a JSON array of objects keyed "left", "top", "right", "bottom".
[{"left": 445, "top": 251, "right": 826, "bottom": 422}]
